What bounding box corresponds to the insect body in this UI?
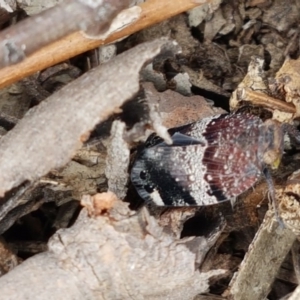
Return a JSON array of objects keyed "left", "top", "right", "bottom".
[{"left": 131, "top": 114, "right": 283, "bottom": 206}]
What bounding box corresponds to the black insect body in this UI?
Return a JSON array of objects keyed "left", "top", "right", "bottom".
[{"left": 130, "top": 113, "right": 283, "bottom": 206}]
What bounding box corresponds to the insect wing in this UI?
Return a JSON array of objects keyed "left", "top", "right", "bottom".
[
  {"left": 199, "top": 114, "right": 264, "bottom": 202},
  {"left": 131, "top": 114, "right": 264, "bottom": 206},
  {"left": 131, "top": 133, "right": 207, "bottom": 206}
]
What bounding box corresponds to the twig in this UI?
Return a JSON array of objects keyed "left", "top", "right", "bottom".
[
  {"left": 0, "top": 0, "right": 210, "bottom": 89},
  {"left": 238, "top": 88, "right": 296, "bottom": 114},
  {"left": 0, "top": 0, "right": 130, "bottom": 67}
]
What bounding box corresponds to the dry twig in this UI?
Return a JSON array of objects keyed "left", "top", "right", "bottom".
[
  {"left": 0, "top": 0, "right": 131, "bottom": 67},
  {"left": 238, "top": 88, "right": 296, "bottom": 114},
  {"left": 0, "top": 0, "right": 210, "bottom": 89}
]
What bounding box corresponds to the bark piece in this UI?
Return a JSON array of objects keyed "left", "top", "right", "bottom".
[
  {"left": 188, "top": 0, "right": 222, "bottom": 27},
  {"left": 105, "top": 121, "right": 130, "bottom": 200},
  {"left": 204, "top": 7, "right": 226, "bottom": 40},
  {"left": 277, "top": 170, "right": 300, "bottom": 235},
  {"left": 182, "top": 66, "right": 231, "bottom": 98},
  {"left": 0, "top": 38, "right": 169, "bottom": 197},
  {"left": 173, "top": 72, "right": 192, "bottom": 96},
  {"left": 142, "top": 82, "right": 225, "bottom": 128},
  {"left": 230, "top": 56, "right": 269, "bottom": 110},
  {"left": 0, "top": 192, "right": 224, "bottom": 299},
  {"left": 16, "top": 0, "right": 62, "bottom": 16},
  {"left": 227, "top": 210, "right": 296, "bottom": 300},
  {"left": 237, "top": 45, "right": 264, "bottom": 68},
  {"left": 0, "top": 82, "right": 32, "bottom": 130},
  {"left": 17, "top": 0, "right": 62, "bottom": 15},
  {"left": 230, "top": 56, "right": 297, "bottom": 121},
  {"left": 262, "top": 0, "right": 299, "bottom": 32},
  {"left": 50, "top": 160, "right": 106, "bottom": 200},
  {"left": 0, "top": 237, "right": 19, "bottom": 276},
  {"left": 272, "top": 58, "right": 300, "bottom": 117},
  {"left": 140, "top": 63, "right": 167, "bottom": 91}
]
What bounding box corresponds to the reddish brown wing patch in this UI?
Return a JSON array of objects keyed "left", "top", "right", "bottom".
[{"left": 202, "top": 114, "right": 263, "bottom": 199}]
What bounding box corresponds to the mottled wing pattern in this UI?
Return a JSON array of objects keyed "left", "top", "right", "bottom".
[
  {"left": 131, "top": 114, "right": 265, "bottom": 206},
  {"left": 131, "top": 140, "right": 211, "bottom": 206},
  {"left": 200, "top": 114, "right": 264, "bottom": 201}
]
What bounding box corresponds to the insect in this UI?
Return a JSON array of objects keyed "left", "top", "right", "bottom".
[{"left": 130, "top": 113, "right": 283, "bottom": 206}]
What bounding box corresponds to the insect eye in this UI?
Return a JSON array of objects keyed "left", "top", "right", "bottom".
[
  {"left": 140, "top": 170, "right": 147, "bottom": 180},
  {"left": 144, "top": 184, "right": 154, "bottom": 193}
]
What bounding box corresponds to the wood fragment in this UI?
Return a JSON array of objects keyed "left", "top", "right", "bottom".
[
  {"left": 0, "top": 39, "right": 169, "bottom": 197},
  {"left": 227, "top": 211, "right": 296, "bottom": 300},
  {"left": 272, "top": 57, "right": 300, "bottom": 116},
  {"left": 277, "top": 170, "right": 300, "bottom": 235},
  {"left": 105, "top": 121, "right": 130, "bottom": 200},
  {"left": 0, "top": 192, "right": 224, "bottom": 299}
]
